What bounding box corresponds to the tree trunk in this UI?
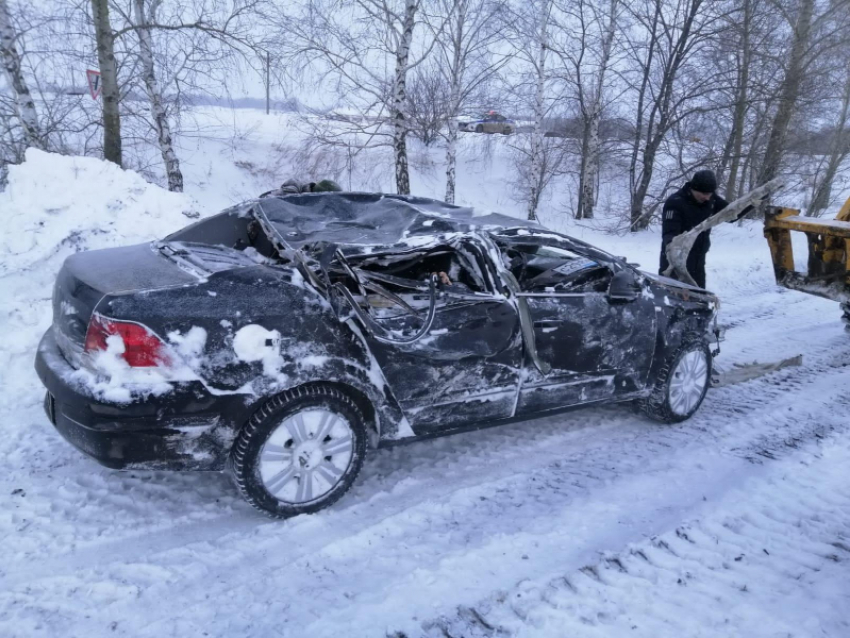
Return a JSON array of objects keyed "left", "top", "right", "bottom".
[
  {"left": 393, "top": 0, "right": 417, "bottom": 195},
  {"left": 807, "top": 73, "right": 850, "bottom": 217},
  {"left": 627, "top": 0, "right": 661, "bottom": 228},
  {"left": 576, "top": 117, "right": 592, "bottom": 219},
  {"left": 0, "top": 0, "right": 44, "bottom": 150},
  {"left": 724, "top": 0, "right": 752, "bottom": 200},
  {"left": 577, "top": 0, "right": 618, "bottom": 220},
  {"left": 445, "top": 92, "right": 459, "bottom": 203},
  {"left": 757, "top": 0, "right": 814, "bottom": 187},
  {"left": 444, "top": 11, "right": 464, "bottom": 205},
  {"left": 91, "top": 0, "right": 121, "bottom": 166},
  {"left": 133, "top": 0, "right": 183, "bottom": 192},
  {"left": 578, "top": 105, "right": 601, "bottom": 219},
  {"left": 629, "top": 0, "right": 702, "bottom": 230},
  {"left": 527, "top": 0, "right": 549, "bottom": 222}
]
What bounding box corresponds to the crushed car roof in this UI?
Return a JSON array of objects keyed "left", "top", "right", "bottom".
[{"left": 255, "top": 193, "right": 538, "bottom": 250}]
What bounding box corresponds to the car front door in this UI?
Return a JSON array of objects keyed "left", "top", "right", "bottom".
[{"left": 498, "top": 236, "right": 657, "bottom": 415}]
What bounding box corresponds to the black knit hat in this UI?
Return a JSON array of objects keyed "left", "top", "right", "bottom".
[{"left": 691, "top": 169, "right": 717, "bottom": 193}]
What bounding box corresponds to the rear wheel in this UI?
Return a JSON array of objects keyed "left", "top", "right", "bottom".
[
  {"left": 502, "top": 127, "right": 513, "bottom": 135},
  {"left": 230, "top": 385, "right": 367, "bottom": 518},
  {"left": 842, "top": 302, "right": 849, "bottom": 332},
  {"left": 641, "top": 339, "right": 712, "bottom": 423}
]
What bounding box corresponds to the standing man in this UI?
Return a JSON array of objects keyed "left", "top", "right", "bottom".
[{"left": 659, "top": 169, "right": 745, "bottom": 289}]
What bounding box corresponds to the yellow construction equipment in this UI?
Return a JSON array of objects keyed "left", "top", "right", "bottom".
[{"left": 764, "top": 198, "right": 850, "bottom": 327}]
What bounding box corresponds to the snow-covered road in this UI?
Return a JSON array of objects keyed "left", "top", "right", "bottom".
[{"left": 1, "top": 150, "right": 849, "bottom": 637}]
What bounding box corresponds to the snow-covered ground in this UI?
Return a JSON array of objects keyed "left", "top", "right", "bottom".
[{"left": 1, "top": 108, "right": 849, "bottom": 638}]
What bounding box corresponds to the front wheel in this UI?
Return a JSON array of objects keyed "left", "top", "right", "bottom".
[
  {"left": 641, "top": 339, "right": 712, "bottom": 423},
  {"left": 475, "top": 124, "right": 484, "bottom": 133},
  {"left": 841, "top": 302, "right": 849, "bottom": 332},
  {"left": 230, "top": 385, "right": 367, "bottom": 518}
]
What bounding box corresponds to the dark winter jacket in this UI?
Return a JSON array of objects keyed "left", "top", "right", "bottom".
[{"left": 660, "top": 182, "right": 730, "bottom": 257}]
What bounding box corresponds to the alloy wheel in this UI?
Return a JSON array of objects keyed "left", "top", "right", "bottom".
[
  {"left": 668, "top": 350, "right": 709, "bottom": 416},
  {"left": 258, "top": 408, "right": 354, "bottom": 504}
]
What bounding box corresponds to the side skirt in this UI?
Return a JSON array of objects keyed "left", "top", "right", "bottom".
[{"left": 377, "top": 392, "right": 648, "bottom": 449}]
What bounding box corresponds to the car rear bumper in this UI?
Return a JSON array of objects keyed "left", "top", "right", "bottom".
[{"left": 35, "top": 327, "right": 244, "bottom": 471}]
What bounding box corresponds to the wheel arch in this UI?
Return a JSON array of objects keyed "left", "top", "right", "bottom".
[{"left": 238, "top": 380, "right": 381, "bottom": 450}]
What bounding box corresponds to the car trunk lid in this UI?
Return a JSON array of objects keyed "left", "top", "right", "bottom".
[{"left": 52, "top": 243, "right": 199, "bottom": 368}]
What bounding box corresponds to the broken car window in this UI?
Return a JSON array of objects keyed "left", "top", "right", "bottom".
[{"left": 502, "top": 244, "right": 611, "bottom": 293}]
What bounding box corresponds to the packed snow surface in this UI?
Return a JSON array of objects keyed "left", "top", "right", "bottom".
[{"left": 1, "top": 124, "right": 849, "bottom": 638}]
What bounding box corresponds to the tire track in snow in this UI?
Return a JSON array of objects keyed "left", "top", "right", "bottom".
[
  {"left": 4, "top": 354, "right": 849, "bottom": 638},
  {"left": 410, "top": 436, "right": 850, "bottom": 638},
  {"left": 1, "top": 335, "right": 845, "bottom": 594}
]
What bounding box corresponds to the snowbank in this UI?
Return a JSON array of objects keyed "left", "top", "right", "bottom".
[
  {"left": 0, "top": 149, "right": 199, "bottom": 275},
  {"left": 0, "top": 150, "right": 201, "bottom": 415}
]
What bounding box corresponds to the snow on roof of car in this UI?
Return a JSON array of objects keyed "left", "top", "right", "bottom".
[{"left": 255, "top": 192, "right": 538, "bottom": 250}]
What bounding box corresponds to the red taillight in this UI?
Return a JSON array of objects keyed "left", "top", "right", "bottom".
[{"left": 84, "top": 315, "right": 170, "bottom": 367}]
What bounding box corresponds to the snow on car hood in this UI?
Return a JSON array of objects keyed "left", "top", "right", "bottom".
[{"left": 254, "top": 192, "right": 538, "bottom": 251}]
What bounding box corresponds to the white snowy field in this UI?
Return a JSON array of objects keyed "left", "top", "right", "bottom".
[{"left": 1, "top": 109, "right": 849, "bottom": 638}]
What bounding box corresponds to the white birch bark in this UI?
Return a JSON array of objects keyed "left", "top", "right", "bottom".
[
  {"left": 444, "top": 107, "right": 459, "bottom": 203},
  {"left": 393, "top": 0, "right": 418, "bottom": 196},
  {"left": 133, "top": 0, "right": 183, "bottom": 192},
  {"left": 0, "top": 0, "right": 44, "bottom": 149},
  {"left": 577, "top": 0, "right": 618, "bottom": 220},
  {"left": 443, "top": 2, "right": 464, "bottom": 204},
  {"left": 527, "top": 0, "right": 550, "bottom": 222}
]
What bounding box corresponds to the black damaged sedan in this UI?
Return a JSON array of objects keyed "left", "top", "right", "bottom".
[{"left": 36, "top": 193, "right": 720, "bottom": 517}]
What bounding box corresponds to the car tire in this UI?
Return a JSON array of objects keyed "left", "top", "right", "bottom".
[
  {"left": 502, "top": 127, "right": 512, "bottom": 135},
  {"left": 841, "top": 302, "right": 850, "bottom": 332},
  {"left": 230, "top": 385, "right": 367, "bottom": 518},
  {"left": 475, "top": 124, "right": 484, "bottom": 133},
  {"left": 641, "top": 338, "right": 712, "bottom": 424}
]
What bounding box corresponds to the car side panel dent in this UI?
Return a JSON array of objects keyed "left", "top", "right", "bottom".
[{"left": 98, "top": 265, "right": 410, "bottom": 443}]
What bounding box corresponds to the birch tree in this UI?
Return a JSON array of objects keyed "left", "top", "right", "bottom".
[
  {"left": 128, "top": 0, "right": 182, "bottom": 191},
  {"left": 96, "top": 0, "right": 264, "bottom": 186},
  {"left": 429, "top": 0, "right": 506, "bottom": 203},
  {"left": 552, "top": 0, "right": 622, "bottom": 219},
  {"left": 624, "top": 0, "right": 723, "bottom": 230},
  {"left": 286, "top": 0, "right": 439, "bottom": 195},
  {"left": 756, "top": 0, "right": 815, "bottom": 188},
  {"left": 0, "top": 0, "right": 44, "bottom": 150},
  {"left": 526, "top": 0, "right": 552, "bottom": 221},
  {"left": 503, "top": 0, "right": 553, "bottom": 221}
]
